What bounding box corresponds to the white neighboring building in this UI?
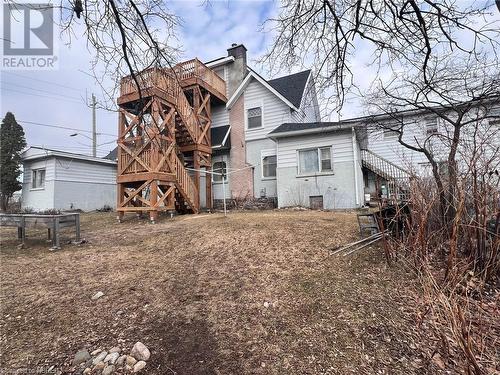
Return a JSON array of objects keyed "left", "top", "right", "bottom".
[{"left": 21, "top": 147, "right": 117, "bottom": 211}]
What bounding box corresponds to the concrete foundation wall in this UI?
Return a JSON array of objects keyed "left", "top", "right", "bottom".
[{"left": 277, "top": 162, "right": 361, "bottom": 209}]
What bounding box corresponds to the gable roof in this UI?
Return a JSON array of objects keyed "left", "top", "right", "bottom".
[
  {"left": 226, "top": 68, "right": 311, "bottom": 111},
  {"left": 267, "top": 70, "right": 311, "bottom": 108}
]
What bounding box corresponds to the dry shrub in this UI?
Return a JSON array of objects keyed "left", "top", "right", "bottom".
[{"left": 381, "top": 162, "right": 499, "bottom": 374}]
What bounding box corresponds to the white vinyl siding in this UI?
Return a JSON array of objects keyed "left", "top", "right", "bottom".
[
  {"left": 278, "top": 131, "right": 353, "bottom": 169},
  {"left": 21, "top": 151, "right": 117, "bottom": 211},
  {"left": 366, "top": 115, "right": 429, "bottom": 169},
  {"left": 211, "top": 103, "right": 229, "bottom": 128},
  {"left": 54, "top": 158, "right": 116, "bottom": 184},
  {"left": 244, "top": 79, "right": 292, "bottom": 141},
  {"left": 275, "top": 130, "right": 364, "bottom": 210},
  {"left": 22, "top": 158, "right": 56, "bottom": 210}
]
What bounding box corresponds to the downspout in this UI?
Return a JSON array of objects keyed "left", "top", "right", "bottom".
[{"left": 352, "top": 128, "right": 360, "bottom": 207}]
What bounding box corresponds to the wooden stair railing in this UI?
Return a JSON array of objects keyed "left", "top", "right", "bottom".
[
  {"left": 361, "top": 149, "right": 411, "bottom": 201},
  {"left": 174, "top": 58, "right": 226, "bottom": 98},
  {"left": 174, "top": 86, "right": 202, "bottom": 144},
  {"left": 120, "top": 68, "right": 203, "bottom": 145},
  {"left": 120, "top": 60, "right": 225, "bottom": 147},
  {"left": 172, "top": 152, "right": 199, "bottom": 213}
]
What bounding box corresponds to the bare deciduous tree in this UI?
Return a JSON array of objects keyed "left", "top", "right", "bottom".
[
  {"left": 262, "top": 0, "right": 500, "bottom": 112},
  {"left": 6, "top": 0, "right": 181, "bottom": 108}
]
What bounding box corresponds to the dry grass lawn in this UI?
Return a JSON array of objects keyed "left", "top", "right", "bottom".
[{"left": 0, "top": 210, "right": 427, "bottom": 374}]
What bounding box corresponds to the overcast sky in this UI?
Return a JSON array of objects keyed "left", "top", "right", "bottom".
[
  {"left": 1, "top": 1, "right": 289, "bottom": 157},
  {"left": 0, "top": 0, "right": 383, "bottom": 157}
]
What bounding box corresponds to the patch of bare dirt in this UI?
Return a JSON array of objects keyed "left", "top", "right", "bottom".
[{"left": 1, "top": 210, "right": 430, "bottom": 374}]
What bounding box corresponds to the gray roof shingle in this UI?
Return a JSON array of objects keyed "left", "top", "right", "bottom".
[
  {"left": 267, "top": 70, "right": 311, "bottom": 108},
  {"left": 269, "top": 122, "right": 345, "bottom": 134}
]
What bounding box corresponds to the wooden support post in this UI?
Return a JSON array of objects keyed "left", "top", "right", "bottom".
[
  {"left": 116, "top": 65, "right": 217, "bottom": 217},
  {"left": 150, "top": 180, "right": 158, "bottom": 223},
  {"left": 193, "top": 150, "right": 201, "bottom": 194},
  {"left": 206, "top": 165, "right": 212, "bottom": 209},
  {"left": 47, "top": 228, "right": 51, "bottom": 240},
  {"left": 117, "top": 184, "right": 125, "bottom": 222}
]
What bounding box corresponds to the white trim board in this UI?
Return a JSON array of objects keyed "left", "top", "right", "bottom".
[{"left": 226, "top": 68, "right": 300, "bottom": 111}]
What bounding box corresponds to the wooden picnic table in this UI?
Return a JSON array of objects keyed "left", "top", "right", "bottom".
[{"left": 0, "top": 213, "right": 80, "bottom": 249}]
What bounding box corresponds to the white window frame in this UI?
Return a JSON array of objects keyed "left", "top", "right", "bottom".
[
  {"left": 212, "top": 160, "right": 227, "bottom": 183},
  {"left": 245, "top": 100, "right": 265, "bottom": 131},
  {"left": 425, "top": 118, "right": 439, "bottom": 135},
  {"left": 261, "top": 149, "right": 277, "bottom": 180},
  {"left": 382, "top": 124, "right": 399, "bottom": 140},
  {"left": 296, "top": 146, "right": 333, "bottom": 176},
  {"left": 31, "top": 168, "right": 46, "bottom": 190}
]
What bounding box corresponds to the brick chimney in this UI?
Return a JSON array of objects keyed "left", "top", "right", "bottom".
[{"left": 226, "top": 43, "right": 247, "bottom": 97}]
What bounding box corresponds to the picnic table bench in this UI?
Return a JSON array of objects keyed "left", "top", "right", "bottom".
[{"left": 0, "top": 213, "right": 80, "bottom": 249}]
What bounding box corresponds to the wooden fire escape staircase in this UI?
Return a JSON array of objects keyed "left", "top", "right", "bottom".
[
  {"left": 116, "top": 59, "right": 227, "bottom": 222},
  {"left": 361, "top": 149, "right": 411, "bottom": 202}
]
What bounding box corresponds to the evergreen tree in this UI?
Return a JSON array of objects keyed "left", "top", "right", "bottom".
[{"left": 0, "top": 112, "right": 26, "bottom": 211}]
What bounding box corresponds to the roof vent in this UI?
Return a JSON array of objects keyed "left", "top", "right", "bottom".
[{"left": 231, "top": 43, "right": 237, "bottom": 47}]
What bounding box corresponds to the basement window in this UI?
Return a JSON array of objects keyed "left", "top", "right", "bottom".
[
  {"left": 212, "top": 161, "right": 227, "bottom": 182},
  {"left": 32, "top": 168, "right": 46, "bottom": 189},
  {"left": 247, "top": 107, "right": 262, "bottom": 129}
]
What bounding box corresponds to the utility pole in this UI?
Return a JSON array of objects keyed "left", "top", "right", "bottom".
[{"left": 92, "top": 93, "right": 96, "bottom": 157}]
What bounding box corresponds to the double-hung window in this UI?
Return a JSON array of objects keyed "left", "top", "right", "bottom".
[
  {"left": 298, "top": 147, "right": 332, "bottom": 175},
  {"left": 247, "top": 107, "right": 262, "bottom": 129},
  {"left": 32, "top": 168, "right": 46, "bottom": 189},
  {"left": 212, "top": 161, "right": 227, "bottom": 182},
  {"left": 262, "top": 154, "right": 277, "bottom": 178}
]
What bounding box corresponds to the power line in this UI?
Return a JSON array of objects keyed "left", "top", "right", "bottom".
[
  {"left": 1, "top": 80, "right": 83, "bottom": 101},
  {"left": 2, "top": 71, "right": 83, "bottom": 92},
  {"left": 18, "top": 120, "right": 116, "bottom": 137},
  {"left": 1, "top": 87, "right": 85, "bottom": 105},
  {"left": 30, "top": 143, "right": 114, "bottom": 150}
]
